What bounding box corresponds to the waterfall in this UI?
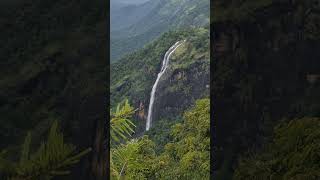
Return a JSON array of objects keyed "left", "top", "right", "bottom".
[{"left": 146, "top": 40, "right": 185, "bottom": 131}]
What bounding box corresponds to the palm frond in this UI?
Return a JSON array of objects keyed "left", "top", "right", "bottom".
[{"left": 110, "top": 99, "right": 136, "bottom": 143}]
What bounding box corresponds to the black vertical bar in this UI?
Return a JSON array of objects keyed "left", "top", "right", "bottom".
[
  {"left": 210, "top": 0, "right": 215, "bottom": 180},
  {"left": 106, "top": 0, "right": 110, "bottom": 178}
]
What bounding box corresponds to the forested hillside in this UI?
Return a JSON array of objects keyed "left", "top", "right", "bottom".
[
  {"left": 212, "top": 0, "right": 320, "bottom": 178},
  {"left": 110, "top": 0, "right": 209, "bottom": 61},
  {"left": 111, "top": 27, "right": 209, "bottom": 135},
  {"left": 0, "top": 0, "right": 107, "bottom": 179}
]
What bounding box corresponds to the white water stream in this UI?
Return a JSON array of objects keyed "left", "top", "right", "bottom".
[{"left": 146, "top": 40, "right": 185, "bottom": 131}]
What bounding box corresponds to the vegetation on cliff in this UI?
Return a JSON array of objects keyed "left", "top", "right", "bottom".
[{"left": 111, "top": 27, "right": 209, "bottom": 134}]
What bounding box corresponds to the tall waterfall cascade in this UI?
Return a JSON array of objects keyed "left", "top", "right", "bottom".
[{"left": 146, "top": 40, "right": 185, "bottom": 131}]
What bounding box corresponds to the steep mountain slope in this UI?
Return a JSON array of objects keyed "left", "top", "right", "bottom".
[
  {"left": 110, "top": 0, "right": 209, "bottom": 61},
  {"left": 111, "top": 27, "right": 209, "bottom": 134},
  {"left": 110, "top": 0, "right": 159, "bottom": 32}
]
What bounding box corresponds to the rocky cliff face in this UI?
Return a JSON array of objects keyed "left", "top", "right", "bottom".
[{"left": 152, "top": 58, "right": 209, "bottom": 125}]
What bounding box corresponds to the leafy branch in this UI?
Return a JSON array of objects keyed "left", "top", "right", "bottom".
[{"left": 110, "top": 99, "right": 137, "bottom": 143}]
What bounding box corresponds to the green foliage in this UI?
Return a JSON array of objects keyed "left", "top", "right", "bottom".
[
  {"left": 111, "top": 136, "right": 156, "bottom": 180},
  {"left": 110, "top": 100, "right": 154, "bottom": 180},
  {"left": 150, "top": 98, "right": 210, "bottom": 180},
  {"left": 110, "top": 99, "right": 210, "bottom": 180},
  {"left": 0, "top": 120, "right": 91, "bottom": 180},
  {"left": 110, "top": 100, "right": 136, "bottom": 143},
  {"left": 146, "top": 118, "right": 183, "bottom": 154},
  {"left": 110, "top": 101, "right": 155, "bottom": 180},
  {"left": 234, "top": 117, "right": 320, "bottom": 180}
]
